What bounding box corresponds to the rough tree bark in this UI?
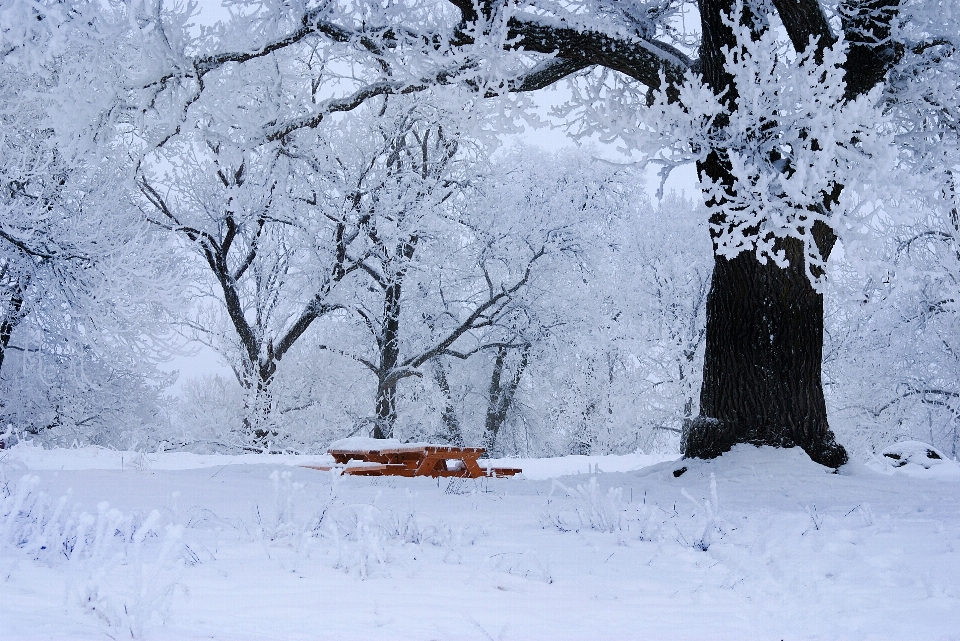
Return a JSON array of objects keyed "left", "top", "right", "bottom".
[
  {"left": 0, "top": 285, "right": 26, "bottom": 449},
  {"left": 688, "top": 238, "right": 846, "bottom": 466},
  {"left": 682, "top": 0, "right": 899, "bottom": 466},
  {"left": 0, "top": 288, "right": 25, "bottom": 375},
  {"left": 371, "top": 238, "right": 415, "bottom": 440}
]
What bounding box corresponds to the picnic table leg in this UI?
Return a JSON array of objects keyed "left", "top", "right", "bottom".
[
  {"left": 414, "top": 455, "right": 445, "bottom": 477},
  {"left": 463, "top": 454, "right": 484, "bottom": 478}
]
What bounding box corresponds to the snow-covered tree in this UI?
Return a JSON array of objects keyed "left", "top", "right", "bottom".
[
  {"left": 128, "top": 0, "right": 960, "bottom": 465},
  {"left": 304, "top": 101, "right": 570, "bottom": 441},
  {"left": 13, "top": 0, "right": 956, "bottom": 462},
  {"left": 138, "top": 123, "right": 365, "bottom": 449},
  {"left": 443, "top": 145, "right": 644, "bottom": 454},
  {"left": 506, "top": 189, "right": 710, "bottom": 457},
  {"left": 823, "top": 208, "right": 960, "bottom": 460},
  {"left": 0, "top": 0, "right": 183, "bottom": 447}
]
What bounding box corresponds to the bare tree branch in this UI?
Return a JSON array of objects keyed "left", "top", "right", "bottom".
[{"left": 404, "top": 246, "right": 546, "bottom": 372}]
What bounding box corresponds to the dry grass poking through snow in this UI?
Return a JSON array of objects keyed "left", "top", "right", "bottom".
[{"left": 2, "top": 444, "right": 960, "bottom": 640}]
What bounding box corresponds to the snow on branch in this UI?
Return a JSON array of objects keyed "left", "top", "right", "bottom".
[{"left": 623, "top": 2, "right": 899, "bottom": 284}]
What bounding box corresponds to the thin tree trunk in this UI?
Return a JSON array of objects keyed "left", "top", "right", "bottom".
[
  {"left": 681, "top": 365, "right": 694, "bottom": 420},
  {"left": 372, "top": 271, "right": 405, "bottom": 439},
  {"left": 432, "top": 359, "right": 463, "bottom": 446},
  {"left": 0, "top": 289, "right": 25, "bottom": 375},
  {"left": 242, "top": 373, "right": 276, "bottom": 450},
  {"left": 373, "top": 380, "right": 397, "bottom": 440},
  {"left": 0, "top": 289, "right": 20, "bottom": 450},
  {"left": 482, "top": 345, "right": 529, "bottom": 452}
]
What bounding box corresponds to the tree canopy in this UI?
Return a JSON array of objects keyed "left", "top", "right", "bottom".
[{"left": 1, "top": 0, "right": 958, "bottom": 460}]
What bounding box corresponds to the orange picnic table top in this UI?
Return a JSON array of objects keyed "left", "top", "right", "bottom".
[{"left": 306, "top": 443, "right": 521, "bottom": 478}]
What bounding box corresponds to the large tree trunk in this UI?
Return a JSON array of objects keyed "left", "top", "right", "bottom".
[
  {"left": 684, "top": 238, "right": 847, "bottom": 467},
  {"left": 683, "top": 0, "right": 849, "bottom": 467}
]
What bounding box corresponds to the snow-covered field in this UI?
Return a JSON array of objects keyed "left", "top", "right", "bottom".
[{"left": 2, "top": 443, "right": 960, "bottom": 640}]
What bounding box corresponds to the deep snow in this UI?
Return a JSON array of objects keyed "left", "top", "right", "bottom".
[{"left": 2, "top": 443, "right": 959, "bottom": 640}]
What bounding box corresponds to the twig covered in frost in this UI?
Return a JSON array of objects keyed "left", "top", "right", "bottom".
[
  {"left": 804, "top": 504, "right": 823, "bottom": 534},
  {"left": 542, "top": 477, "right": 623, "bottom": 533},
  {"left": 256, "top": 470, "right": 307, "bottom": 541},
  {"left": 680, "top": 473, "right": 726, "bottom": 551},
  {"left": 320, "top": 488, "right": 477, "bottom": 577}
]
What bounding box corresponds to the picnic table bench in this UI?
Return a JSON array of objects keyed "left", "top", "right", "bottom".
[{"left": 304, "top": 443, "right": 521, "bottom": 478}]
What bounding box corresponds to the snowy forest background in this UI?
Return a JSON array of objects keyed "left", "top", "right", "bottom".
[{"left": 2, "top": 0, "right": 959, "bottom": 461}]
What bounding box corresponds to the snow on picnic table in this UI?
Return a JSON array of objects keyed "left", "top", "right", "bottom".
[{"left": 2, "top": 443, "right": 960, "bottom": 640}]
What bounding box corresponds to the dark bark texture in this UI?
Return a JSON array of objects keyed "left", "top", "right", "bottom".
[
  {"left": 0, "top": 287, "right": 26, "bottom": 449},
  {"left": 371, "top": 237, "right": 415, "bottom": 440},
  {"left": 482, "top": 344, "right": 529, "bottom": 452},
  {"left": 0, "top": 288, "right": 25, "bottom": 375},
  {"left": 687, "top": 240, "right": 846, "bottom": 467},
  {"left": 680, "top": 0, "right": 902, "bottom": 467},
  {"left": 432, "top": 359, "right": 463, "bottom": 446}
]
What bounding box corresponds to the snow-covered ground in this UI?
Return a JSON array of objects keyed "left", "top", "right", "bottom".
[{"left": 2, "top": 443, "right": 960, "bottom": 640}]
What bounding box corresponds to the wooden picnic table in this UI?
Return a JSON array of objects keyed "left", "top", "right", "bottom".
[{"left": 306, "top": 444, "right": 521, "bottom": 478}]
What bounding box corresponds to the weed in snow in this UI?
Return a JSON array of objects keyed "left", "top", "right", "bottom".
[
  {"left": 845, "top": 502, "right": 876, "bottom": 527},
  {"left": 804, "top": 504, "right": 823, "bottom": 534},
  {"left": 679, "top": 473, "right": 728, "bottom": 551},
  {"left": 540, "top": 473, "right": 733, "bottom": 551},
  {"left": 0, "top": 473, "right": 187, "bottom": 638},
  {"left": 542, "top": 477, "right": 624, "bottom": 533},
  {"left": 487, "top": 551, "right": 553, "bottom": 584},
  {"left": 322, "top": 490, "right": 479, "bottom": 577},
  {"left": 255, "top": 470, "right": 309, "bottom": 542},
  {"left": 251, "top": 471, "right": 479, "bottom": 578}
]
